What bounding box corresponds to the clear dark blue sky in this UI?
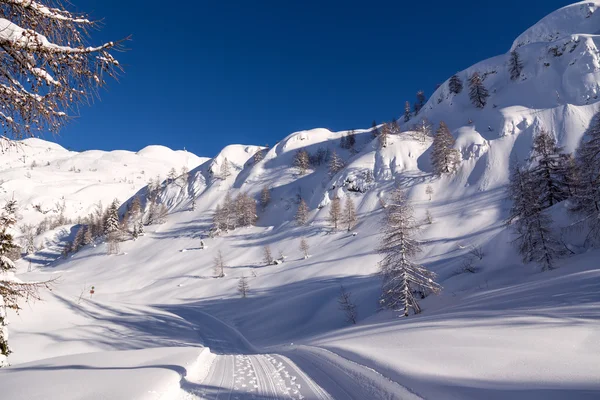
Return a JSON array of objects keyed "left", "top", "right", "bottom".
[{"left": 54, "top": 0, "right": 572, "bottom": 157}]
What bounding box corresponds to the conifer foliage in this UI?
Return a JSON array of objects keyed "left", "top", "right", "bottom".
[
  {"left": 378, "top": 189, "right": 440, "bottom": 316},
  {"left": 509, "top": 50, "right": 524, "bottom": 81},
  {"left": 431, "top": 122, "right": 461, "bottom": 175},
  {"left": 295, "top": 199, "right": 309, "bottom": 226},
  {"left": 449, "top": 74, "right": 463, "bottom": 94},
  {"left": 468, "top": 72, "right": 489, "bottom": 108}
]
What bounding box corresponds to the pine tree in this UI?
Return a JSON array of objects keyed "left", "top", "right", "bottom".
[
  {"left": 509, "top": 50, "right": 524, "bottom": 81},
  {"left": 253, "top": 148, "right": 265, "bottom": 164},
  {"left": 132, "top": 225, "right": 139, "bottom": 240},
  {"left": 425, "top": 185, "right": 434, "bottom": 201},
  {"left": 378, "top": 124, "right": 389, "bottom": 149},
  {"left": 343, "top": 196, "right": 357, "bottom": 232},
  {"left": 238, "top": 275, "right": 249, "bottom": 298},
  {"left": 425, "top": 210, "right": 433, "bottom": 224},
  {"left": 178, "top": 166, "right": 189, "bottom": 187},
  {"left": 449, "top": 74, "right": 463, "bottom": 94},
  {"left": 507, "top": 163, "right": 564, "bottom": 270},
  {"left": 263, "top": 245, "right": 274, "bottom": 265},
  {"left": 573, "top": 114, "right": 600, "bottom": 242},
  {"left": 130, "top": 196, "right": 142, "bottom": 223},
  {"left": 104, "top": 200, "right": 120, "bottom": 236},
  {"left": 294, "top": 150, "right": 310, "bottom": 175},
  {"left": 404, "top": 101, "right": 412, "bottom": 123},
  {"left": 300, "top": 238, "right": 310, "bottom": 259},
  {"left": 137, "top": 222, "right": 145, "bottom": 236},
  {"left": 468, "top": 72, "right": 489, "bottom": 108},
  {"left": 346, "top": 130, "right": 356, "bottom": 149},
  {"left": 329, "top": 150, "right": 345, "bottom": 176},
  {"left": 296, "top": 199, "right": 309, "bottom": 226},
  {"left": 235, "top": 193, "right": 257, "bottom": 227},
  {"left": 220, "top": 158, "right": 232, "bottom": 180},
  {"left": 378, "top": 189, "right": 441, "bottom": 316},
  {"left": 329, "top": 196, "right": 342, "bottom": 230},
  {"left": 72, "top": 226, "right": 85, "bottom": 252},
  {"left": 167, "top": 168, "right": 177, "bottom": 184},
  {"left": 338, "top": 285, "right": 357, "bottom": 324},
  {"left": 431, "top": 122, "right": 461, "bottom": 175},
  {"left": 260, "top": 186, "right": 271, "bottom": 210},
  {"left": 1, "top": 200, "right": 49, "bottom": 365},
  {"left": 414, "top": 91, "right": 426, "bottom": 115},
  {"left": 528, "top": 129, "right": 570, "bottom": 208},
  {"left": 214, "top": 250, "right": 225, "bottom": 278}
]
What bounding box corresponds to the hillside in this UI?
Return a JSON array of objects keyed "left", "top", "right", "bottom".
[{"left": 0, "top": 2, "right": 599, "bottom": 400}]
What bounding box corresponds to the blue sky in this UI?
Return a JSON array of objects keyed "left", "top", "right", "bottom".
[{"left": 54, "top": 0, "right": 573, "bottom": 157}]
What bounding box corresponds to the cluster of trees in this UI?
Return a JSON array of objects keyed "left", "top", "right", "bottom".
[
  {"left": 507, "top": 125, "right": 592, "bottom": 271},
  {"left": 293, "top": 148, "right": 347, "bottom": 177},
  {"left": 212, "top": 192, "right": 257, "bottom": 235},
  {"left": 167, "top": 166, "right": 190, "bottom": 187}
]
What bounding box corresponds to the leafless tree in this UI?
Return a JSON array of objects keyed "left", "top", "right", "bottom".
[{"left": 338, "top": 285, "right": 357, "bottom": 324}]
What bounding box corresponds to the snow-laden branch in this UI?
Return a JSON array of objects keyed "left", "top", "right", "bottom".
[{"left": 0, "top": 0, "right": 92, "bottom": 24}]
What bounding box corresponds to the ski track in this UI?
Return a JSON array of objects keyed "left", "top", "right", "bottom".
[{"left": 175, "top": 308, "right": 415, "bottom": 400}]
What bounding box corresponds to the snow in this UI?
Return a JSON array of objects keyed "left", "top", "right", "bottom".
[{"left": 0, "top": 2, "right": 599, "bottom": 399}]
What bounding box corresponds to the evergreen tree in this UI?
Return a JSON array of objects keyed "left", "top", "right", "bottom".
[
  {"left": 235, "top": 193, "right": 257, "bottom": 227},
  {"left": 573, "top": 114, "right": 600, "bottom": 242},
  {"left": 260, "top": 186, "right": 271, "bottom": 210},
  {"left": 132, "top": 225, "right": 139, "bottom": 240},
  {"left": 528, "top": 129, "right": 570, "bottom": 208},
  {"left": 468, "top": 72, "right": 489, "bottom": 108},
  {"left": 414, "top": 91, "right": 426, "bottom": 115},
  {"left": 378, "top": 124, "right": 389, "bottom": 149},
  {"left": 296, "top": 199, "right": 309, "bottom": 226},
  {"left": 130, "top": 196, "right": 142, "bottom": 222},
  {"left": 104, "top": 200, "right": 120, "bottom": 236},
  {"left": 220, "top": 158, "right": 232, "bottom": 180},
  {"left": 253, "top": 148, "right": 265, "bottom": 164},
  {"left": 449, "top": 74, "right": 463, "bottom": 94},
  {"left": 346, "top": 130, "right": 356, "bottom": 149},
  {"left": 329, "top": 196, "right": 342, "bottom": 230},
  {"left": 300, "top": 238, "right": 310, "bottom": 259},
  {"left": 214, "top": 250, "right": 225, "bottom": 278},
  {"left": 294, "top": 150, "right": 310, "bottom": 175},
  {"left": 167, "top": 167, "right": 177, "bottom": 184},
  {"left": 178, "top": 166, "right": 189, "bottom": 187},
  {"left": 328, "top": 150, "right": 345, "bottom": 176},
  {"left": 338, "top": 285, "right": 357, "bottom": 324},
  {"left": 425, "top": 185, "right": 434, "bottom": 201},
  {"left": 343, "top": 196, "right": 357, "bottom": 232},
  {"left": 507, "top": 163, "right": 564, "bottom": 271},
  {"left": 190, "top": 197, "right": 196, "bottom": 212},
  {"left": 238, "top": 275, "right": 249, "bottom": 298},
  {"left": 72, "top": 226, "right": 85, "bottom": 252},
  {"left": 413, "top": 118, "right": 433, "bottom": 143},
  {"left": 404, "top": 101, "right": 412, "bottom": 123},
  {"left": 431, "top": 122, "right": 461, "bottom": 175},
  {"left": 137, "top": 222, "right": 145, "bottom": 236},
  {"left": 263, "top": 245, "right": 274, "bottom": 265},
  {"left": 378, "top": 189, "right": 441, "bottom": 316},
  {"left": 509, "top": 50, "right": 524, "bottom": 81}
]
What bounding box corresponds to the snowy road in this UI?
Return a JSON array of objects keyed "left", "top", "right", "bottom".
[{"left": 171, "top": 306, "right": 420, "bottom": 400}]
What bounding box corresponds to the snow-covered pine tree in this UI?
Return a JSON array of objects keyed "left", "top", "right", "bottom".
[
  {"left": 329, "top": 196, "right": 342, "bottom": 230},
  {"left": 412, "top": 118, "right": 432, "bottom": 143},
  {"left": 260, "top": 186, "right": 271, "bottom": 210},
  {"left": 574, "top": 113, "right": 600, "bottom": 242},
  {"left": 404, "top": 101, "right": 412, "bottom": 123},
  {"left": 71, "top": 226, "right": 85, "bottom": 252},
  {"left": 300, "top": 238, "right": 309, "bottom": 259},
  {"left": 294, "top": 150, "right": 310, "bottom": 175},
  {"left": 509, "top": 50, "right": 524, "bottom": 81},
  {"left": 238, "top": 275, "right": 249, "bottom": 298},
  {"left": 378, "top": 189, "right": 441, "bottom": 316},
  {"left": 390, "top": 118, "right": 401, "bottom": 135},
  {"left": 425, "top": 185, "right": 434, "bottom": 201},
  {"left": 528, "top": 129, "right": 570, "bottom": 208},
  {"left": 178, "top": 166, "right": 189, "bottom": 187},
  {"left": 104, "top": 200, "right": 120, "bottom": 236},
  {"left": 220, "top": 158, "right": 232, "bottom": 180},
  {"left": 468, "top": 72, "right": 490, "bottom": 108},
  {"left": 343, "top": 196, "right": 357, "bottom": 232},
  {"left": 296, "top": 199, "right": 309, "bottom": 226},
  {"left": 431, "top": 122, "right": 461, "bottom": 175},
  {"left": 263, "top": 245, "right": 274, "bottom": 265},
  {"left": 414, "top": 91, "right": 426, "bottom": 115},
  {"left": 0, "top": 0, "right": 124, "bottom": 138},
  {"left": 167, "top": 168, "right": 177, "bottom": 184},
  {"left": 328, "top": 150, "right": 345, "bottom": 176},
  {"left": 235, "top": 193, "right": 257, "bottom": 227},
  {"left": 507, "top": 162, "right": 564, "bottom": 270},
  {"left": 130, "top": 196, "right": 142, "bottom": 222},
  {"left": 214, "top": 250, "right": 225, "bottom": 278},
  {"left": 337, "top": 285, "right": 357, "bottom": 324},
  {"left": 1, "top": 199, "right": 49, "bottom": 365},
  {"left": 449, "top": 74, "right": 463, "bottom": 94}
]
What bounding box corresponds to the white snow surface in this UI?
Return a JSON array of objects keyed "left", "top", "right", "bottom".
[{"left": 1, "top": 2, "right": 600, "bottom": 399}]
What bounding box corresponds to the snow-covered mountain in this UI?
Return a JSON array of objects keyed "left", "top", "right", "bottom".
[{"left": 1, "top": 2, "right": 599, "bottom": 400}]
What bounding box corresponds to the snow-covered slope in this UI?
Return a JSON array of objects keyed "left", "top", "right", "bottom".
[{"left": 1, "top": 2, "right": 600, "bottom": 399}]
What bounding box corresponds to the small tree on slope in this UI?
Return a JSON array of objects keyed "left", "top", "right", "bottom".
[
  {"left": 343, "top": 196, "right": 357, "bottom": 232},
  {"left": 509, "top": 50, "right": 524, "bottom": 81},
  {"left": 404, "top": 101, "right": 412, "bottom": 123},
  {"left": 329, "top": 196, "right": 342, "bottom": 230},
  {"left": 431, "top": 122, "right": 461, "bottom": 175},
  {"left": 378, "top": 189, "right": 441, "bottom": 316},
  {"left": 1, "top": 200, "right": 49, "bottom": 366},
  {"left": 468, "top": 72, "right": 489, "bottom": 108},
  {"left": 338, "top": 285, "right": 357, "bottom": 324},
  {"left": 294, "top": 150, "right": 310, "bottom": 175},
  {"left": 328, "top": 150, "right": 345, "bottom": 176},
  {"left": 300, "top": 238, "right": 310, "bottom": 259},
  {"left": 507, "top": 163, "right": 564, "bottom": 271},
  {"left": 238, "top": 275, "right": 249, "bottom": 298},
  {"left": 296, "top": 199, "right": 309, "bottom": 226},
  {"left": 449, "top": 74, "right": 463, "bottom": 94},
  {"left": 214, "top": 250, "right": 226, "bottom": 278}
]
